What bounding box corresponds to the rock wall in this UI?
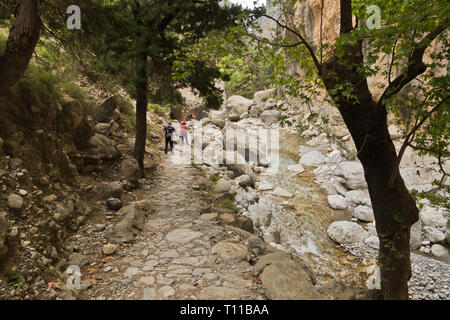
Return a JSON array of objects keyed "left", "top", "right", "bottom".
[{"left": 264, "top": 0, "right": 447, "bottom": 123}]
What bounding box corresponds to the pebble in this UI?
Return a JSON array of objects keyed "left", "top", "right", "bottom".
[{"left": 102, "top": 244, "right": 118, "bottom": 255}]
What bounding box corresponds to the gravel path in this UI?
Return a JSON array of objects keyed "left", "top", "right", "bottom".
[{"left": 343, "top": 242, "right": 450, "bottom": 300}]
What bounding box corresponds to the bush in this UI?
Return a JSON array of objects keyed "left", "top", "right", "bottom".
[
  {"left": 16, "top": 65, "right": 62, "bottom": 111},
  {"left": 220, "top": 198, "right": 239, "bottom": 213},
  {"left": 210, "top": 175, "right": 220, "bottom": 182}
]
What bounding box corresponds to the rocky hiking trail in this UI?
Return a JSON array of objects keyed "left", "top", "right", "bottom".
[
  {"left": 74, "top": 154, "right": 274, "bottom": 300},
  {"left": 71, "top": 146, "right": 356, "bottom": 301}
]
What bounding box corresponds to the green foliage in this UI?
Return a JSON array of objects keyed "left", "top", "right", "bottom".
[
  {"left": 220, "top": 198, "right": 239, "bottom": 213},
  {"left": 217, "top": 50, "right": 273, "bottom": 99},
  {"left": 5, "top": 270, "right": 25, "bottom": 288},
  {"left": 16, "top": 65, "right": 63, "bottom": 111},
  {"left": 210, "top": 175, "right": 220, "bottom": 182},
  {"left": 148, "top": 104, "right": 170, "bottom": 118}
]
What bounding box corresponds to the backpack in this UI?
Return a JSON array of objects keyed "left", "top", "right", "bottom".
[
  {"left": 181, "top": 125, "right": 187, "bottom": 135},
  {"left": 165, "top": 127, "right": 174, "bottom": 139}
]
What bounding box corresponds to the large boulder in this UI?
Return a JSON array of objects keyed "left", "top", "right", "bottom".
[
  {"left": 327, "top": 221, "right": 370, "bottom": 244},
  {"left": 327, "top": 195, "right": 347, "bottom": 210},
  {"left": 212, "top": 241, "right": 251, "bottom": 261},
  {"left": 419, "top": 206, "right": 447, "bottom": 228},
  {"left": 345, "top": 190, "right": 366, "bottom": 205},
  {"left": 224, "top": 152, "right": 257, "bottom": 186},
  {"left": 423, "top": 226, "right": 445, "bottom": 243},
  {"left": 89, "top": 134, "right": 119, "bottom": 159},
  {"left": 121, "top": 158, "right": 140, "bottom": 180},
  {"left": 235, "top": 175, "right": 252, "bottom": 187},
  {"left": 260, "top": 110, "right": 281, "bottom": 125},
  {"left": 108, "top": 205, "right": 147, "bottom": 243},
  {"left": 353, "top": 205, "right": 375, "bottom": 222},
  {"left": 431, "top": 244, "right": 448, "bottom": 257},
  {"left": 210, "top": 110, "right": 227, "bottom": 129},
  {"left": 254, "top": 253, "right": 319, "bottom": 300},
  {"left": 299, "top": 150, "right": 325, "bottom": 167},
  {"left": 226, "top": 96, "right": 253, "bottom": 121},
  {"left": 388, "top": 124, "right": 403, "bottom": 139},
  {"left": 215, "top": 178, "right": 232, "bottom": 193},
  {"left": 95, "top": 96, "right": 118, "bottom": 123},
  {"left": 338, "top": 161, "right": 367, "bottom": 190},
  {"left": 253, "top": 88, "right": 276, "bottom": 106}
]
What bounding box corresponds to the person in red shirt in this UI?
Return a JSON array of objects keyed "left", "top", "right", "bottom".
[{"left": 180, "top": 120, "right": 189, "bottom": 146}]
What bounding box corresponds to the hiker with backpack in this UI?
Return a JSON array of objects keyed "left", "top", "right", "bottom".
[
  {"left": 162, "top": 122, "right": 176, "bottom": 154},
  {"left": 180, "top": 120, "right": 189, "bottom": 146}
]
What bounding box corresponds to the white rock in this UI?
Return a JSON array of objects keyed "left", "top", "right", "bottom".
[
  {"left": 272, "top": 187, "right": 293, "bottom": 198},
  {"left": 388, "top": 124, "right": 403, "bottom": 139},
  {"left": 299, "top": 150, "right": 325, "bottom": 167},
  {"left": 226, "top": 96, "right": 254, "bottom": 121},
  {"left": 430, "top": 244, "right": 448, "bottom": 257},
  {"left": 327, "top": 195, "right": 348, "bottom": 210},
  {"left": 334, "top": 182, "right": 348, "bottom": 197},
  {"left": 364, "top": 235, "right": 380, "bottom": 249},
  {"left": 210, "top": 110, "right": 227, "bottom": 129},
  {"left": 235, "top": 175, "right": 251, "bottom": 187},
  {"left": 410, "top": 220, "right": 422, "bottom": 249},
  {"left": 345, "top": 190, "right": 366, "bottom": 205},
  {"left": 338, "top": 161, "right": 367, "bottom": 190},
  {"left": 353, "top": 205, "right": 375, "bottom": 222},
  {"left": 423, "top": 226, "right": 445, "bottom": 243},
  {"left": 420, "top": 206, "right": 447, "bottom": 228},
  {"left": 257, "top": 183, "right": 274, "bottom": 191},
  {"left": 261, "top": 110, "right": 281, "bottom": 125},
  {"left": 253, "top": 88, "right": 276, "bottom": 105},
  {"left": 327, "top": 221, "right": 370, "bottom": 244},
  {"left": 215, "top": 178, "right": 232, "bottom": 193},
  {"left": 287, "top": 164, "right": 305, "bottom": 175}
]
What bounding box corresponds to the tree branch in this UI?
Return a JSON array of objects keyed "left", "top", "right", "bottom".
[
  {"left": 378, "top": 21, "right": 449, "bottom": 104},
  {"left": 254, "top": 13, "right": 321, "bottom": 71},
  {"left": 388, "top": 95, "right": 449, "bottom": 188},
  {"left": 340, "top": 0, "right": 354, "bottom": 35}
]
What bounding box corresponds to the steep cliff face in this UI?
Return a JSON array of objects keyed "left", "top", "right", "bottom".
[{"left": 264, "top": 0, "right": 446, "bottom": 112}]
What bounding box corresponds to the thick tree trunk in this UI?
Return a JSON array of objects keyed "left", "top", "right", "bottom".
[
  {"left": 0, "top": 0, "right": 41, "bottom": 95},
  {"left": 134, "top": 49, "right": 148, "bottom": 178},
  {"left": 133, "top": 9, "right": 149, "bottom": 178},
  {"left": 339, "top": 100, "right": 419, "bottom": 300},
  {"left": 320, "top": 50, "right": 419, "bottom": 299}
]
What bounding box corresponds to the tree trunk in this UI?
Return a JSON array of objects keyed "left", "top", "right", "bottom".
[
  {"left": 134, "top": 50, "right": 148, "bottom": 178},
  {"left": 320, "top": 52, "right": 419, "bottom": 299},
  {"left": 0, "top": 0, "right": 41, "bottom": 95},
  {"left": 339, "top": 100, "right": 419, "bottom": 300},
  {"left": 133, "top": 11, "right": 149, "bottom": 178}
]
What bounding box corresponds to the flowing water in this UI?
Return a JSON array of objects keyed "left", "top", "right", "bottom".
[{"left": 256, "top": 129, "right": 367, "bottom": 288}]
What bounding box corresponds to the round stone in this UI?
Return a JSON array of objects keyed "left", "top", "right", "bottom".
[
  {"left": 7, "top": 194, "right": 24, "bottom": 210},
  {"left": 106, "top": 198, "right": 123, "bottom": 211}
]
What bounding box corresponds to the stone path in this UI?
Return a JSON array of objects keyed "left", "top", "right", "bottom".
[{"left": 78, "top": 153, "right": 265, "bottom": 300}]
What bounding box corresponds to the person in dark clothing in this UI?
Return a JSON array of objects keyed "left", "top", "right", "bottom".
[{"left": 162, "top": 122, "right": 176, "bottom": 154}]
